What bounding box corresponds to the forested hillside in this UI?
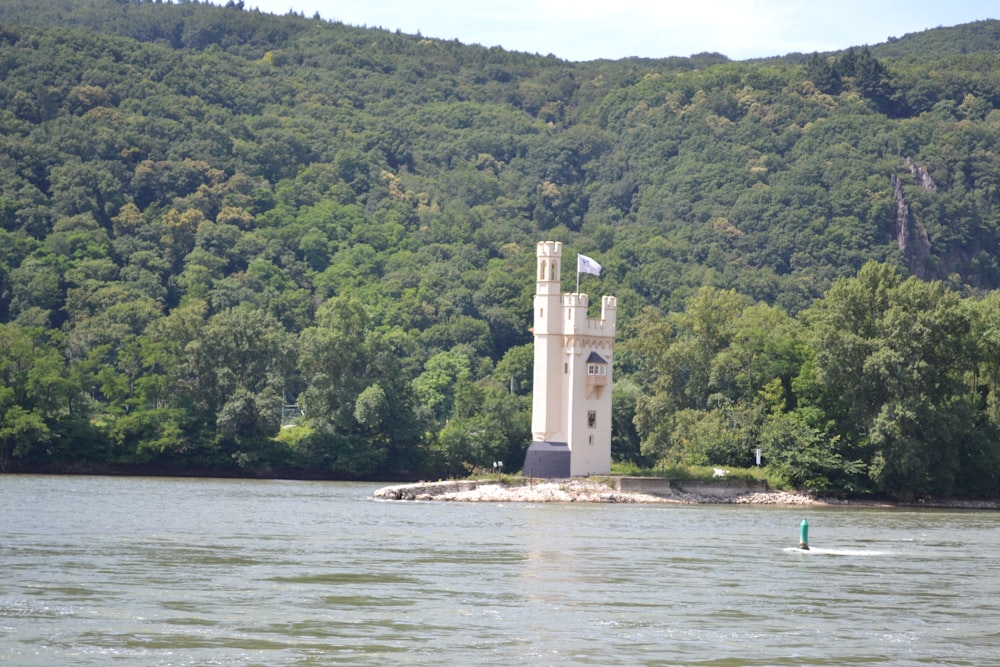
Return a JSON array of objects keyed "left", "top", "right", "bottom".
[{"left": 2, "top": 0, "right": 1000, "bottom": 497}]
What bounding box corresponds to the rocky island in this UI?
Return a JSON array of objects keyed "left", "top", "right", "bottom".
[
  {"left": 373, "top": 477, "right": 1000, "bottom": 509},
  {"left": 372, "top": 477, "right": 816, "bottom": 504}
]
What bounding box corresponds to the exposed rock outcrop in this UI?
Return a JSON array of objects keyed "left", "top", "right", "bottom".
[
  {"left": 904, "top": 156, "right": 938, "bottom": 193},
  {"left": 889, "top": 167, "right": 932, "bottom": 278}
]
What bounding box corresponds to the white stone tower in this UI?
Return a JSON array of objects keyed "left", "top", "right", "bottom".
[{"left": 523, "top": 241, "right": 617, "bottom": 477}]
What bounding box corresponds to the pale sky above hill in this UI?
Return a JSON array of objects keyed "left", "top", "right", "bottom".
[{"left": 231, "top": 0, "right": 996, "bottom": 61}]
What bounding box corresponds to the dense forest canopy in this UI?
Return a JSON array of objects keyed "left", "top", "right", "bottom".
[{"left": 1, "top": 0, "right": 1000, "bottom": 498}]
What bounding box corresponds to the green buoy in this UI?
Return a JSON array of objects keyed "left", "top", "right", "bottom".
[{"left": 799, "top": 518, "right": 809, "bottom": 550}]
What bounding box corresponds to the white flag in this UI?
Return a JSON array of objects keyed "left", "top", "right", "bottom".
[{"left": 577, "top": 253, "right": 602, "bottom": 277}]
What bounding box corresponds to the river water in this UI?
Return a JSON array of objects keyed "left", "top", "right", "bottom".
[{"left": 2, "top": 475, "right": 999, "bottom": 666}]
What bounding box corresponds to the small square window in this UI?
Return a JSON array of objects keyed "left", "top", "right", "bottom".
[{"left": 588, "top": 411, "right": 596, "bottom": 428}]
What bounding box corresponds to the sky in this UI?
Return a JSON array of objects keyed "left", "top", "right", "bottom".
[{"left": 231, "top": 0, "right": 997, "bottom": 62}]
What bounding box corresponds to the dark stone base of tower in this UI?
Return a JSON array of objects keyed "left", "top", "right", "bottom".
[{"left": 522, "top": 441, "right": 570, "bottom": 478}]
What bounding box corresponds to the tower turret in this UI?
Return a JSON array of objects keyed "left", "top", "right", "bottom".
[{"left": 531, "top": 241, "right": 565, "bottom": 444}]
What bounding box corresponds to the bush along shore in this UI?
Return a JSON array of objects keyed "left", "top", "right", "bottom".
[{"left": 372, "top": 478, "right": 1000, "bottom": 508}]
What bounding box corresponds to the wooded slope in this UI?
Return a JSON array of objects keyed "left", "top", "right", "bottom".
[{"left": 1, "top": 1, "right": 999, "bottom": 497}]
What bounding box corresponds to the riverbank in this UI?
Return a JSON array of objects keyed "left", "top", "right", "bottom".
[{"left": 372, "top": 477, "right": 1000, "bottom": 508}]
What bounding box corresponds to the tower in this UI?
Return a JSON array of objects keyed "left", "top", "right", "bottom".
[{"left": 523, "top": 241, "right": 617, "bottom": 477}]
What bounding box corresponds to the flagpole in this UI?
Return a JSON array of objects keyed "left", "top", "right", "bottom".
[{"left": 576, "top": 268, "right": 580, "bottom": 293}]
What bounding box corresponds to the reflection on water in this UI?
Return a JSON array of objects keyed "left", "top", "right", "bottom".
[{"left": 2, "top": 475, "right": 1000, "bottom": 666}]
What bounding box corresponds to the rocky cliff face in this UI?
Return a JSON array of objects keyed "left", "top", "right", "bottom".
[
  {"left": 904, "top": 156, "right": 938, "bottom": 194},
  {"left": 889, "top": 161, "right": 933, "bottom": 278}
]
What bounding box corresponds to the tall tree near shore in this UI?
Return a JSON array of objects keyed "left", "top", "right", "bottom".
[{"left": 804, "top": 261, "right": 977, "bottom": 497}]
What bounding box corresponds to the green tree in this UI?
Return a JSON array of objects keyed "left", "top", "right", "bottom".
[
  {"left": 804, "top": 262, "right": 975, "bottom": 497},
  {"left": 413, "top": 348, "right": 473, "bottom": 423},
  {"left": 195, "top": 306, "right": 294, "bottom": 457},
  {"left": 0, "top": 324, "right": 51, "bottom": 469},
  {"left": 629, "top": 287, "right": 752, "bottom": 463},
  {"left": 295, "top": 296, "right": 421, "bottom": 475},
  {"left": 439, "top": 379, "right": 529, "bottom": 474}
]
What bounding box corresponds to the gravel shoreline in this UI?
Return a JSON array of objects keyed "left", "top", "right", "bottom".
[{"left": 372, "top": 478, "right": 1000, "bottom": 508}]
